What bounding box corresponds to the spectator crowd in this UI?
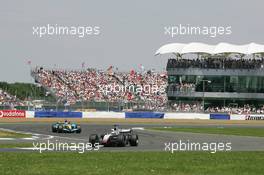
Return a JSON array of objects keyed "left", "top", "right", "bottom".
[
  {"left": 31, "top": 66, "right": 264, "bottom": 113},
  {"left": 2, "top": 68, "right": 264, "bottom": 114},
  {"left": 168, "top": 83, "right": 196, "bottom": 93},
  {"left": 32, "top": 67, "right": 168, "bottom": 109},
  {"left": 169, "top": 102, "right": 202, "bottom": 112},
  {"left": 169, "top": 102, "right": 264, "bottom": 114},
  {"left": 205, "top": 105, "right": 264, "bottom": 114},
  {"left": 0, "top": 89, "right": 24, "bottom": 107}
]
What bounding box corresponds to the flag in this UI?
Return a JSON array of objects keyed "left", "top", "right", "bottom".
[
  {"left": 139, "top": 64, "right": 144, "bottom": 71},
  {"left": 160, "top": 71, "right": 167, "bottom": 77},
  {"left": 179, "top": 76, "right": 182, "bottom": 85},
  {"left": 81, "top": 62, "right": 85, "bottom": 68},
  {"left": 27, "top": 60, "right": 31, "bottom": 65},
  {"left": 130, "top": 69, "right": 135, "bottom": 76},
  {"left": 107, "top": 65, "right": 113, "bottom": 75},
  {"left": 127, "top": 92, "right": 132, "bottom": 100},
  {"left": 137, "top": 74, "right": 142, "bottom": 81}
]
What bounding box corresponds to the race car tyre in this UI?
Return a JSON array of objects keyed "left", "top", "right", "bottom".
[
  {"left": 100, "top": 134, "right": 105, "bottom": 139},
  {"left": 130, "top": 134, "right": 138, "bottom": 146},
  {"left": 76, "top": 128, "right": 81, "bottom": 133},
  {"left": 52, "top": 126, "right": 57, "bottom": 132},
  {"left": 76, "top": 126, "right": 81, "bottom": 133},
  {"left": 58, "top": 125, "right": 63, "bottom": 133},
  {"left": 89, "top": 134, "right": 99, "bottom": 147},
  {"left": 117, "top": 134, "right": 126, "bottom": 147}
]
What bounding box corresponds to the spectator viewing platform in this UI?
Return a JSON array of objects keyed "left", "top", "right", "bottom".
[
  {"left": 157, "top": 42, "right": 264, "bottom": 76},
  {"left": 156, "top": 42, "right": 264, "bottom": 111}
]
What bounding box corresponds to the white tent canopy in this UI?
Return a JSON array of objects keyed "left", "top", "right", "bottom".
[{"left": 155, "top": 42, "right": 264, "bottom": 55}]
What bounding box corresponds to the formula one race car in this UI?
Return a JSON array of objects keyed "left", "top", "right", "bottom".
[
  {"left": 89, "top": 125, "right": 139, "bottom": 147},
  {"left": 52, "top": 121, "right": 81, "bottom": 133}
]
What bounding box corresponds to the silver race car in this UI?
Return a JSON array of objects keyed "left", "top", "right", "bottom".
[{"left": 89, "top": 125, "right": 139, "bottom": 147}]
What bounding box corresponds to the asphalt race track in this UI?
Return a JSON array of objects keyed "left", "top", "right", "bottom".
[{"left": 1, "top": 123, "right": 264, "bottom": 152}]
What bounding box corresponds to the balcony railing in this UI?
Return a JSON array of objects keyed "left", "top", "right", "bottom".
[
  {"left": 167, "top": 68, "right": 264, "bottom": 76},
  {"left": 167, "top": 91, "right": 264, "bottom": 99}
]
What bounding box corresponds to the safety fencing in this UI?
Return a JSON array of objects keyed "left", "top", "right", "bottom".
[{"left": 1, "top": 110, "right": 264, "bottom": 120}]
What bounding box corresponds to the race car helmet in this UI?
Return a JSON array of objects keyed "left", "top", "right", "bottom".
[{"left": 113, "top": 125, "right": 119, "bottom": 131}]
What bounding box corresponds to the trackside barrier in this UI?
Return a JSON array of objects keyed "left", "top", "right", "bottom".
[
  {"left": 230, "top": 114, "right": 246, "bottom": 120},
  {"left": 25, "top": 111, "right": 35, "bottom": 118},
  {"left": 0, "top": 110, "right": 26, "bottom": 118},
  {"left": 125, "top": 112, "right": 164, "bottom": 119},
  {"left": 34, "top": 111, "right": 82, "bottom": 118},
  {"left": 164, "top": 113, "right": 209, "bottom": 120},
  {"left": 82, "top": 112, "right": 125, "bottom": 118},
  {"left": 22, "top": 111, "right": 259, "bottom": 120},
  {"left": 210, "top": 114, "right": 230, "bottom": 120},
  {"left": 245, "top": 114, "right": 264, "bottom": 120},
  {"left": 231, "top": 114, "right": 264, "bottom": 120}
]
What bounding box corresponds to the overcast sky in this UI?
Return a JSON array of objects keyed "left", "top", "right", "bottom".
[{"left": 1, "top": 0, "right": 264, "bottom": 83}]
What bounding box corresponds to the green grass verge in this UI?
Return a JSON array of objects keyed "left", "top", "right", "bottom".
[
  {"left": 0, "top": 152, "right": 263, "bottom": 175},
  {"left": 0, "top": 143, "right": 33, "bottom": 148},
  {"left": 150, "top": 127, "right": 264, "bottom": 137},
  {"left": 0, "top": 130, "right": 32, "bottom": 138}
]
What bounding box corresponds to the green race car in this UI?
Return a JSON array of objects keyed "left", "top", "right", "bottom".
[{"left": 52, "top": 121, "right": 81, "bottom": 133}]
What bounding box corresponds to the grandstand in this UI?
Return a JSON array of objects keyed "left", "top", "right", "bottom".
[
  {"left": 31, "top": 67, "right": 167, "bottom": 111},
  {"left": 156, "top": 42, "right": 264, "bottom": 114}
]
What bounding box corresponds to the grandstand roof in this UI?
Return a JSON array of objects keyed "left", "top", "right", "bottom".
[{"left": 155, "top": 42, "right": 264, "bottom": 55}]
